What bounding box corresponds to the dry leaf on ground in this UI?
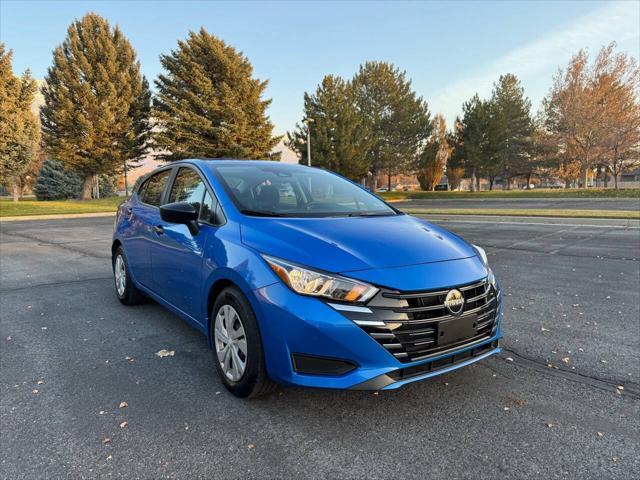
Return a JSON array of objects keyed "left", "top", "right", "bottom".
[{"left": 156, "top": 349, "right": 175, "bottom": 358}]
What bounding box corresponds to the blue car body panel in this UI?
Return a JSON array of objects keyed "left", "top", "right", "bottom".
[
  {"left": 344, "top": 256, "right": 488, "bottom": 292},
  {"left": 113, "top": 159, "right": 503, "bottom": 390},
  {"left": 240, "top": 215, "right": 476, "bottom": 273}
]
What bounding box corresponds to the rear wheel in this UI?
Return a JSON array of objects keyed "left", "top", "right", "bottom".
[
  {"left": 211, "top": 286, "right": 276, "bottom": 398},
  {"left": 113, "top": 246, "right": 145, "bottom": 305}
]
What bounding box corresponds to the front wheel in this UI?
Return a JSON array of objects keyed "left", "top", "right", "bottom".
[
  {"left": 211, "top": 287, "right": 276, "bottom": 398},
  {"left": 113, "top": 246, "right": 145, "bottom": 305}
]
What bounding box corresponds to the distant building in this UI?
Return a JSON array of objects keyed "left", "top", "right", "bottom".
[
  {"left": 272, "top": 136, "right": 298, "bottom": 164},
  {"left": 620, "top": 167, "right": 640, "bottom": 187}
]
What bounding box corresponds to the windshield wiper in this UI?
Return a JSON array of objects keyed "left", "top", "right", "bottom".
[{"left": 240, "top": 209, "right": 287, "bottom": 217}]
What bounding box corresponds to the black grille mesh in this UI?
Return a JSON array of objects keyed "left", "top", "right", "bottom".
[{"left": 359, "top": 279, "right": 499, "bottom": 363}]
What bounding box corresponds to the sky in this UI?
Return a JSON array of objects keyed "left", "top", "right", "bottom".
[{"left": 1, "top": 0, "right": 639, "bottom": 135}]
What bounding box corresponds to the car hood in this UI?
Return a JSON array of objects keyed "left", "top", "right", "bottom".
[{"left": 240, "top": 214, "right": 476, "bottom": 273}]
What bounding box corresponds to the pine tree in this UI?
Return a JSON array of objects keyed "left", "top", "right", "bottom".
[
  {"left": 522, "top": 115, "right": 557, "bottom": 188},
  {"left": 34, "top": 159, "right": 82, "bottom": 200},
  {"left": 40, "top": 13, "right": 151, "bottom": 199},
  {"left": 352, "top": 62, "right": 431, "bottom": 190},
  {"left": 288, "top": 75, "right": 371, "bottom": 180},
  {"left": 123, "top": 76, "right": 153, "bottom": 193},
  {"left": 153, "top": 28, "right": 279, "bottom": 161},
  {"left": 0, "top": 44, "right": 39, "bottom": 202},
  {"left": 490, "top": 74, "right": 533, "bottom": 188},
  {"left": 459, "top": 95, "right": 487, "bottom": 191}
]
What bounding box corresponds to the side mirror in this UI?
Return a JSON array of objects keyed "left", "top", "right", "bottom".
[{"left": 160, "top": 202, "right": 200, "bottom": 235}]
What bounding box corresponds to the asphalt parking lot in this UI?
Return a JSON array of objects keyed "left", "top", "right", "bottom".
[
  {"left": 1, "top": 215, "right": 639, "bottom": 479},
  {"left": 394, "top": 197, "right": 640, "bottom": 211}
]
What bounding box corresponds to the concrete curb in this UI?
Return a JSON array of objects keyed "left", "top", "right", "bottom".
[
  {"left": 0, "top": 212, "right": 116, "bottom": 222},
  {"left": 415, "top": 213, "right": 640, "bottom": 228},
  {"left": 393, "top": 197, "right": 640, "bottom": 202}
]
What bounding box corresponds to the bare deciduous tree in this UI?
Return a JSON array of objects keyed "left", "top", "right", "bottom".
[
  {"left": 545, "top": 43, "right": 640, "bottom": 188},
  {"left": 597, "top": 47, "right": 640, "bottom": 188},
  {"left": 416, "top": 114, "right": 451, "bottom": 190}
]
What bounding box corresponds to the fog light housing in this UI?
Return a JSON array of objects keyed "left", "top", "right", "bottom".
[{"left": 291, "top": 354, "right": 357, "bottom": 375}]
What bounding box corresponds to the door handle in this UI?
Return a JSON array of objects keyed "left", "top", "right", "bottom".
[{"left": 153, "top": 225, "right": 164, "bottom": 235}]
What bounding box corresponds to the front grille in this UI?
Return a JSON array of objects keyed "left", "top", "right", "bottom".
[
  {"left": 352, "top": 278, "right": 499, "bottom": 363},
  {"left": 387, "top": 340, "right": 499, "bottom": 381}
]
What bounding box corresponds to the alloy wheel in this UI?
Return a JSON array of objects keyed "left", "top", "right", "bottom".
[
  {"left": 114, "top": 254, "right": 126, "bottom": 297},
  {"left": 214, "top": 305, "right": 248, "bottom": 381}
]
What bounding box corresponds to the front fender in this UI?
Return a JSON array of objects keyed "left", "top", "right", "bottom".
[{"left": 200, "top": 232, "right": 278, "bottom": 347}]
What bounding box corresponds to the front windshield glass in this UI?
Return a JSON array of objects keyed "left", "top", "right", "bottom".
[{"left": 212, "top": 164, "right": 397, "bottom": 218}]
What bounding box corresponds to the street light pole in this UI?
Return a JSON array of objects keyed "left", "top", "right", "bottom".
[{"left": 303, "top": 117, "right": 314, "bottom": 166}]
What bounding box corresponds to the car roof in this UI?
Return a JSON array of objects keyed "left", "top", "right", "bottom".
[
  {"left": 179, "top": 159, "right": 302, "bottom": 167},
  {"left": 141, "top": 159, "right": 310, "bottom": 184}
]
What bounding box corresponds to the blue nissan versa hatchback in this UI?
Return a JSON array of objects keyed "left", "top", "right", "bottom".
[{"left": 112, "top": 160, "right": 502, "bottom": 397}]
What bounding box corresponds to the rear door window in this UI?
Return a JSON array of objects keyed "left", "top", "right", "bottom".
[{"left": 139, "top": 170, "right": 172, "bottom": 207}]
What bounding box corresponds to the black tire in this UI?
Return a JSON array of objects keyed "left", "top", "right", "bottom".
[
  {"left": 210, "top": 286, "right": 277, "bottom": 398},
  {"left": 112, "top": 246, "right": 145, "bottom": 305}
]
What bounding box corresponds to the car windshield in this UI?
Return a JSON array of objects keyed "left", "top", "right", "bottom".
[{"left": 212, "top": 164, "right": 397, "bottom": 218}]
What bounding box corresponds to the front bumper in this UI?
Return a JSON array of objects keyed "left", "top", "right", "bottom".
[{"left": 253, "top": 281, "right": 503, "bottom": 390}]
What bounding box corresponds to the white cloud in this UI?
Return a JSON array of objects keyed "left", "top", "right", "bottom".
[{"left": 431, "top": 1, "right": 640, "bottom": 124}]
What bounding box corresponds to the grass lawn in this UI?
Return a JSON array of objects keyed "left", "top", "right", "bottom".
[
  {"left": 2, "top": 192, "right": 638, "bottom": 220},
  {"left": 381, "top": 187, "right": 640, "bottom": 201},
  {"left": 0, "top": 196, "right": 124, "bottom": 217},
  {"left": 404, "top": 208, "right": 640, "bottom": 220}
]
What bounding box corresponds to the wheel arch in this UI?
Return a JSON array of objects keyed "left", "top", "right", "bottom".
[
  {"left": 206, "top": 278, "right": 236, "bottom": 346},
  {"left": 204, "top": 268, "right": 272, "bottom": 350},
  {"left": 111, "top": 239, "right": 122, "bottom": 257},
  {"left": 111, "top": 239, "right": 122, "bottom": 268}
]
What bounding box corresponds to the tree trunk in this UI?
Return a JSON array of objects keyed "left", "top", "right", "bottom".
[
  {"left": 614, "top": 171, "right": 619, "bottom": 189},
  {"left": 123, "top": 161, "right": 129, "bottom": 196},
  {"left": 470, "top": 169, "right": 476, "bottom": 192},
  {"left": 80, "top": 175, "right": 94, "bottom": 200},
  {"left": 526, "top": 173, "right": 532, "bottom": 189},
  {"left": 476, "top": 176, "right": 481, "bottom": 192},
  {"left": 489, "top": 178, "right": 494, "bottom": 191},
  {"left": 387, "top": 170, "right": 392, "bottom": 192},
  {"left": 580, "top": 166, "right": 589, "bottom": 189},
  {"left": 12, "top": 178, "right": 19, "bottom": 202}
]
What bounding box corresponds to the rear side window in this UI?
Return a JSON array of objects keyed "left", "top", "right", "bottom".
[
  {"left": 168, "top": 168, "right": 206, "bottom": 212},
  {"left": 140, "top": 170, "right": 171, "bottom": 207}
]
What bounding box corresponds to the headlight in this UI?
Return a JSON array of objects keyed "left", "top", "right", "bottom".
[
  {"left": 487, "top": 267, "right": 497, "bottom": 288},
  {"left": 262, "top": 255, "right": 378, "bottom": 303},
  {"left": 473, "top": 244, "right": 488, "bottom": 266},
  {"left": 473, "top": 244, "right": 497, "bottom": 288}
]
